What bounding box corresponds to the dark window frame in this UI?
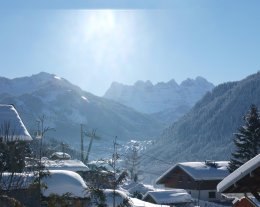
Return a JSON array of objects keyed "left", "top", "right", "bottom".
[{"left": 208, "top": 191, "right": 216, "bottom": 199}]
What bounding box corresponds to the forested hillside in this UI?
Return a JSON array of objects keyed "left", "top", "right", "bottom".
[{"left": 142, "top": 72, "right": 260, "bottom": 183}]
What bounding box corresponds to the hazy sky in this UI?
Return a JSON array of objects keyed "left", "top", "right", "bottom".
[{"left": 0, "top": 0, "right": 260, "bottom": 96}]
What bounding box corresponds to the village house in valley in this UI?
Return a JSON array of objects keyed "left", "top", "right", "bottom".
[{"left": 156, "top": 160, "right": 229, "bottom": 202}]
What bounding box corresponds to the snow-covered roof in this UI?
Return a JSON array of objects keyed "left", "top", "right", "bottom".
[
  {"left": 143, "top": 189, "right": 193, "bottom": 204},
  {"left": 50, "top": 152, "right": 71, "bottom": 160},
  {"left": 121, "top": 181, "right": 155, "bottom": 195},
  {"left": 157, "top": 161, "right": 229, "bottom": 183},
  {"left": 42, "top": 170, "right": 88, "bottom": 198},
  {"left": 217, "top": 154, "right": 260, "bottom": 193},
  {"left": 0, "top": 104, "right": 32, "bottom": 141},
  {"left": 41, "top": 158, "right": 89, "bottom": 172},
  {"left": 1, "top": 170, "right": 88, "bottom": 198}
]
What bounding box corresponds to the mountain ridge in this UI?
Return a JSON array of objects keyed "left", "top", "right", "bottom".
[
  {"left": 104, "top": 76, "right": 214, "bottom": 123},
  {"left": 0, "top": 72, "right": 165, "bottom": 160}
]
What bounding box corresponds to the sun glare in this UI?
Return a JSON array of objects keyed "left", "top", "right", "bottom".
[
  {"left": 84, "top": 10, "right": 116, "bottom": 40},
  {"left": 73, "top": 10, "right": 136, "bottom": 70},
  {"left": 66, "top": 10, "right": 138, "bottom": 88}
]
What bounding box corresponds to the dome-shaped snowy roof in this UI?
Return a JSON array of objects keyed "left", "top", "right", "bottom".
[{"left": 42, "top": 170, "right": 88, "bottom": 198}]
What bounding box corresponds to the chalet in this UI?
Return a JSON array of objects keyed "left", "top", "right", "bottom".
[
  {"left": 217, "top": 154, "right": 260, "bottom": 206},
  {"left": 143, "top": 189, "right": 194, "bottom": 207},
  {"left": 156, "top": 160, "right": 229, "bottom": 202},
  {"left": 0, "top": 104, "right": 32, "bottom": 141}
]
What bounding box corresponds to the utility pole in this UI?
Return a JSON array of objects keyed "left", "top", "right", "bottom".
[
  {"left": 112, "top": 136, "right": 118, "bottom": 207},
  {"left": 84, "top": 129, "right": 100, "bottom": 163},
  {"left": 80, "top": 124, "right": 84, "bottom": 162}
]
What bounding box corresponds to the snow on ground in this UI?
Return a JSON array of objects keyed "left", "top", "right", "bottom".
[
  {"left": 195, "top": 200, "right": 231, "bottom": 207},
  {"left": 41, "top": 157, "right": 89, "bottom": 172},
  {"left": 217, "top": 154, "right": 260, "bottom": 193},
  {"left": 0, "top": 104, "right": 32, "bottom": 141},
  {"left": 81, "top": 95, "right": 90, "bottom": 102},
  {"left": 42, "top": 170, "right": 88, "bottom": 198},
  {"left": 131, "top": 198, "right": 169, "bottom": 207},
  {"left": 54, "top": 75, "right": 62, "bottom": 80}
]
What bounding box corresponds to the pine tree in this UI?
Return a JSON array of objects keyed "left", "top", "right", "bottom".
[{"left": 229, "top": 104, "right": 260, "bottom": 172}]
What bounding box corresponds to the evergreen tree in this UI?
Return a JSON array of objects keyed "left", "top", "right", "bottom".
[{"left": 229, "top": 104, "right": 260, "bottom": 172}]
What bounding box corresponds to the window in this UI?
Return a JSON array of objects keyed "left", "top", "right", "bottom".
[{"left": 208, "top": 191, "right": 216, "bottom": 199}]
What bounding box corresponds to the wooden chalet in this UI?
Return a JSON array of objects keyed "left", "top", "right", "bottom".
[
  {"left": 217, "top": 154, "right": 260, "bottom": 206},
  {"left": 156, "top": 161, "right": 229, "bottom": 202}
]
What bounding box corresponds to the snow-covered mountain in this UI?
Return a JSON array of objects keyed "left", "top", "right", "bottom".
[
  {"left": 104, "top": 77, "right": 214, "bottom": 123},
  {"left": 141, "top": 72, "right": 260, "bottom": 184},
  {"left": 0, "top": 72, "right": 164, "bottom": 159}
]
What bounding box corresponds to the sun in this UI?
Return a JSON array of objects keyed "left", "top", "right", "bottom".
[{"left": 66, "top": 10, "right": 137, "bottom": 91}]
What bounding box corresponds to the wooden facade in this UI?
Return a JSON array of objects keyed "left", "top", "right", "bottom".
[{"left": 161, "top": 166, "right": 222, "bottom": 190}]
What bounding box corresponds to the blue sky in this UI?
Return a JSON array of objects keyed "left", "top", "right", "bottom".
[{"left": 0, "top": 1, "right": 260, "bottom": 96}]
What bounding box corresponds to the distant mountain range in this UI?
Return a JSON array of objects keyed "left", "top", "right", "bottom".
[
  {"left": 0, "top": 72, "right": 164, "bottom": 159},
  {"left": 104, "top": 77, "right": 214, "bottom": 123},
  {"left": 0, "top": 72, "right": 215, "bottom": 163},
  {"left": 142, "top": 72, "right": 260, "bottom": 184}
]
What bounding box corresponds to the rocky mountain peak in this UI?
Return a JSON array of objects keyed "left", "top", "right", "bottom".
[{"left": 104, "top": 77, "right": 214, "bottom": 114}]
